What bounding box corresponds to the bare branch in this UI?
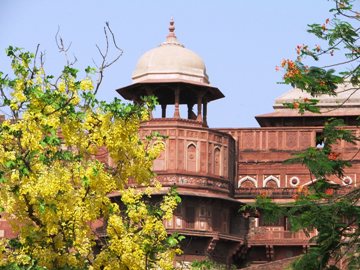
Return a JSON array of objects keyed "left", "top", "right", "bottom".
[
  {"left": 93, "top": 22, "right": 123, "bottom": 95},
  {"left": 321, "top": 87, "right": 360, "bottom": 113},
  {"left": 55, "top": 26, "right": 77, "bottom": 66},
  {"left": 95, "top": 44, "right": 105, "bottom": 59}
]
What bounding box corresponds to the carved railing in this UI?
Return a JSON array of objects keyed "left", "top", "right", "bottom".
[
  {"left": 235, "top": 187, "right": 354, "bottom": 199},
  {"left": 166, "top": 228, "right": 247, "bottom": 241},
  {"left": 248, "top": 227, "right": 317, "bottom": 245},
  {"left": 140, "top": 118, "right": 203, "bottom": 127}
]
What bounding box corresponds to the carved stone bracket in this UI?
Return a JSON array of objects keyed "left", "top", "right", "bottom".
[
  {"left": 227, "top": 241, "right": 244, "bottom": 264},
  {"left": 266, "top": 245, "right": 274, "bottom": 260},
  {"left": 206, "top": 236, "right": 219, "bottom": 254},
  {"left": 303, "top": 245, "right": 309, "bottom": 254}
]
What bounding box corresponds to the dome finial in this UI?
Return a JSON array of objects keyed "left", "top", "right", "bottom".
[
  {"left": 167, "top": 17, "right": 176, "bottom": 38},
  {"left": 162, "top": 17, "right": 183, "bottom": 47}
]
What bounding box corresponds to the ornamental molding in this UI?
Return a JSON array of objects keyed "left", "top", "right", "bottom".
[
  {"left": 342, "top": 176, "right": 353, "bottom": 186},
  {"left": 263, "top": 175, "right": 280, "bottom": 188},
  {"left": 302, "top": 178, "right": 337, "bottom": 186},
  {"left": 289, "top": 176, "right": 300, "bottom": 187},
  {"left": 238, "top": 176, "right": 258, "bottom": 188}
]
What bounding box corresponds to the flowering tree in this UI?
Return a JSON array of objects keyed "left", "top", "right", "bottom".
[
  {"left": 0, "top": 26, "right": 181, "bottom": 270},
  {"left": 248, "top": 1, "right": 360, "bottom": 269}
]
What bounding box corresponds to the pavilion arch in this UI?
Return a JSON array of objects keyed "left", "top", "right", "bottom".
[
  {"left": 263, "top": 175, "right": 280, "bottom": 188},
  {"left": 238, "top": 176, "right": 258, "bottom": 188}
]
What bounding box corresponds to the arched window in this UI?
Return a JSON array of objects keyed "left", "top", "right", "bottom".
[
  {"left": 186, "top": 143, "right": 197, "bottom": 172},
  {"left": 265, "top": 180, "right": 278, "bottom": 188},
  {"left": 263, "top": 175, "right": 280, "bottom": 188},
  {"left": 241, "top": 180, "right": 256, "bottom": 188},
  {"left": 238, "top": 176, "right": 258, "bottom": 188},
  {"left": 214, "top": 147, "right": 221, "bottom": 176}
]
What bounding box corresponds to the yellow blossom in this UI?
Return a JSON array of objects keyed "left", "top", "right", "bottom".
[{"left": 80, "top": 78, "right": 94, "bottom": 91}]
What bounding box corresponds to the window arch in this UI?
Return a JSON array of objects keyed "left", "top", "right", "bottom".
[
  {"left": 214, "top": 146, "right": 221, "bottom": 176},
  {"left": 263, "top": 175, "right": 280, "bottom": 188},
  {"left": 238, "top": 176, "right": 258, "bottom": 188},
  {"left": 186, "top": 143, "right": 197, "bottom": 172}
]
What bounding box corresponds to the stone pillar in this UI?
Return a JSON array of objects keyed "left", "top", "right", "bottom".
[
  {"left": 188, "top": 104, "right": 197, "bottom": 120},
  {"left": 203, "top": 98, "right": 208, "bottom": 127},
  {"left": 187, "top": 104, "right": 192, "bottom": 119},
  {"left": 161, "top": 104, "right": 167, "bottom": 118},
  {"left": 196, "top": 93, "right": 203, "bottom": 122},
  {"left": 146, "top": 89, "right": 154, "bottom": 119},
  {"left": 174, "top": 88, "right": 180, "bottom": 118}
]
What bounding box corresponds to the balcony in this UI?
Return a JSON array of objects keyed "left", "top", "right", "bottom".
[{"left": 248, "top": 227, "right": 317, "bottom": 246}]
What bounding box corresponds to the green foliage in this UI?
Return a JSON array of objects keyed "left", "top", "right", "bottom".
[{"left": 190, "top": 260, "right": 236, "bottom": 270}]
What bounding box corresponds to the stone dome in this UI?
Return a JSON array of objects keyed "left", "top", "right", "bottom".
[
  {"left": 132, "top": 19, "right": 209, "bottom": 85},
  {"left": 274, "top": 82, "right": 360, "bottom": 109}
]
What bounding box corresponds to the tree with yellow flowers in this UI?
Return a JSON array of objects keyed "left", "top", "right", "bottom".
[{"left": 0, "top": 25, "right": 182, "bottom": 270}]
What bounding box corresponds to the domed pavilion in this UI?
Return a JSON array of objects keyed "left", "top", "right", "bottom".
[{"left": 117, "top": 18, "right": 224, "bottom": 127}]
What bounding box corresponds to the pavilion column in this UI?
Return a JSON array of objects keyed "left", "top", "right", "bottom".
[
  {"left": 203, "top": 98, "right": 208, "bottom": 127},
  {"left": 173, "top": 88, "right": 180, "bottom": 118},
  {"left": 187, "top": 104, "right": 193, "bottom": 119},
  {"left": 161, "top": 104, "right": 167, "bottom": 118},
  {"left": 146, "top": 89, "right": 154, "bottom": 119},
  {"left": 196, "top": 93, "right": 204, "bottom": 122}
]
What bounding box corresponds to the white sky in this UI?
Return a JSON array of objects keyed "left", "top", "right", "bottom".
[{"left": 0, "top": 0, "right": 337, "bottom": 127}]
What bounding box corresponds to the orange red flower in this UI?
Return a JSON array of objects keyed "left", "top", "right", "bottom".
[
  {"left": 281, "top": 59, "right": 301, "bottom": 79},
  {"left": 328, "top": 152, "right": 340, "bottom": 161}
]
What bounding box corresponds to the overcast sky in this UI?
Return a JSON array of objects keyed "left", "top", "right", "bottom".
[{"left": 0, "top": 0, "right": 336, "bottom": 127}]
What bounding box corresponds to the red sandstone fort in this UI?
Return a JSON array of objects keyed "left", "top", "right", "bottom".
[{"left": 1, "top": 19, "right": 359, "bottom": 268}]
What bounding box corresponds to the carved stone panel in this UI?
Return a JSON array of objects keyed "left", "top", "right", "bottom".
[
  {"left": 169, "top": 139, "right": 176, "bottom": 170},
  {"left": 208, "top": 143, "right": 213, "bottom": 174},
  {"left": 299, "top": 132, "right": 311, "bottom": 149},
  {"left": 242, "top": 131, "right": 255, "bottom": 149},
  {"left": 178, "top": 139, "right": 184, "bottom": 170},
  {"left": 286, "top": 131, "right": 298, "bottom": 149},
  {"left": 268, "top": 131, "right": 277, "bottom": 149},
  {"left": 200, "top": 141, "right": 207, "bottom": 173}
]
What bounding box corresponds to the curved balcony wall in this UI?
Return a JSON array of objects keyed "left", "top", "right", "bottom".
[{"left": 139, "top": 118, "right": 236, "bottom": 198}]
